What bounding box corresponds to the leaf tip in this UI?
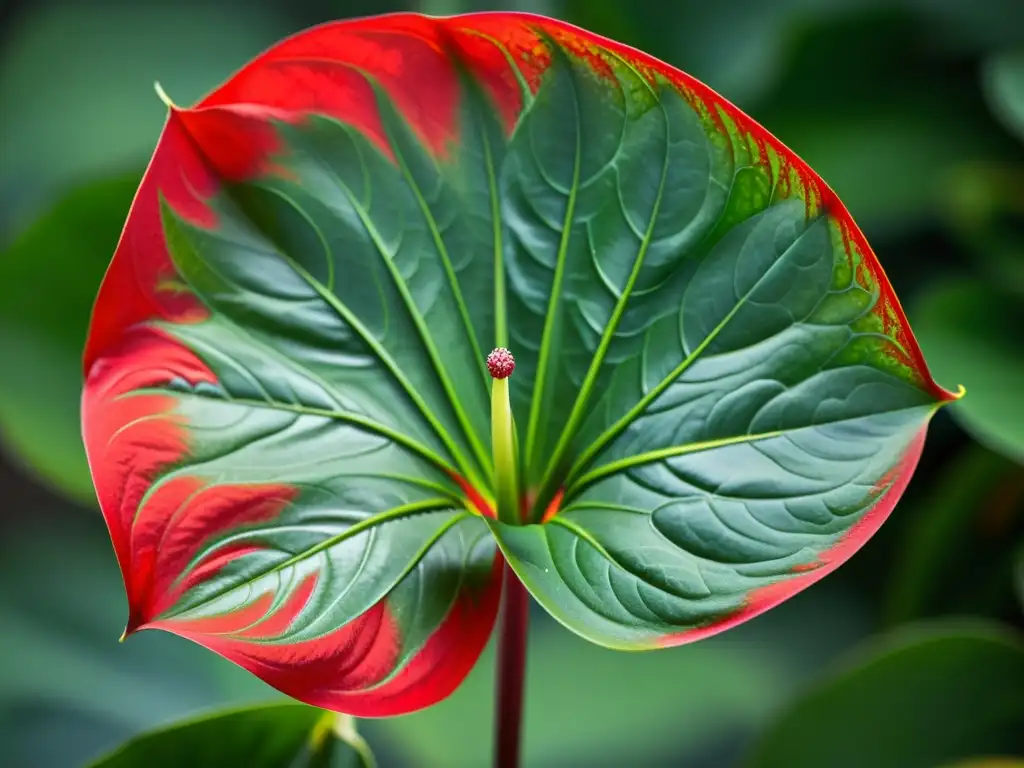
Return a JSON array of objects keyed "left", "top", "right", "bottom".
[
  {"left": 487, "top": 347, "right": 515, "bottom": 379},
  {"left": 937, "top": 383, "right": 967, "bottom": 409},
  {"left": 120, "top": 609, "right": 145, "bottom": 642},
  {"left": 154, "top": 81, "right": 177, "bottom": 110}
]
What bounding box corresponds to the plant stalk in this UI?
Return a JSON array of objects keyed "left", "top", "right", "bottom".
[
  {"left": 491, "top": 375, "right": 520, "bottom": 525},
  {"left": 494, "top": 562, "right": 530, "bottom": 768}
]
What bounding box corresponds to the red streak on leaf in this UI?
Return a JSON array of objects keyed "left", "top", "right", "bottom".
[
  {"left": 83, "top": 119, "right": 213, "bottom": 371},
  {"left": 174, "top": 106, "right": 292, "bottom": 182},
  {"left": 550, "top": 29, "right": 616, "bottom": 82},
  {"left": 163, "top": 591, "right": 277, "bottom": 636},
  {"left": 160, "top": 600, "right": 398, "bottom": 698},
  {"left": 154, "top": 555, "right": 502, "bottom": 716},
  {"left": 83, "top": 326, "right": 301, "bottom": 633},
  {"left": 238, "top": 571, "right": 320, "bottom": 640},
  {"left": 656, "top": 427, "right": 929, "bottom": 648},
  {"left": 196, "top": 14, "right": 462, "bottom": 160},
  {"left": 171, "top": 543, "right": 264, "bottom": 600},
  {"left": 446, "top": 14, "right": 550, "bottom": 94},
  {"left": 442, "top": 26, "right": 525, "bottom": 134},
  {"left": 83, "top": 329, "right": 216, "bottom": 598},
  {"left": 344, "top": 554, "right": 503, "bottom": 716},
  {"left": 139, "top": 481, "right": 298, "bottom": 621},
  {"left": 540, "top": 488, "right": 564, "bottom": 524},
  {"left": 450, "top": 471, "right": 495, "bottom": 518}
]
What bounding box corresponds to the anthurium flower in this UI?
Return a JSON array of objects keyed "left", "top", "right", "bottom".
[{"left": 81, "top": 11, "right": 959, "bottom": 718}]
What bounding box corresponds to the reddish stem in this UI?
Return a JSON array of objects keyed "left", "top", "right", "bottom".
[{"left": 494, "top": 562, "right": 530, "bottom": 768}]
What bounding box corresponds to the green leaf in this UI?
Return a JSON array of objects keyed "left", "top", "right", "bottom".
[
  {"left": 984, "top": 49, "right": 1024, "bottom": 143},
  {"left": 82, "top": 13, "right": 952, "bottom": 700},
  {"left": 87, "top": 704, "right": 374, "bottom": 768},
  {"left": 747, "top": 622, "right": 1024, "bottom": 768},
  {"left": 912, "top": 278, "right": 1024, "bottom": 462},
  {"left": 0, "top": 173, "right": 140, "bottom": 503}
]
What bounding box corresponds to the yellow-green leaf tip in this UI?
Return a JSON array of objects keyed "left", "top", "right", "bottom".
[{"left": 154, "top": 81, "right": 176, "bottom": 109}]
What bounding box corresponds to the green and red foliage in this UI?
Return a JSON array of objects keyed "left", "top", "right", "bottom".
[{"left": 81, "top": 12, "right": 957, "bottom": 717}]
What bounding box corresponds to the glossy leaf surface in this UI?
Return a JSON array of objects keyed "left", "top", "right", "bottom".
[
  {"left": 88, "top": 704, "right": 373, "bottom": 768},
  {"left": 83, "top": 11, "right": 954, "bottom": 708},
  {"left": 748, "top": 622, "right": 1024, "bottom": 768}
]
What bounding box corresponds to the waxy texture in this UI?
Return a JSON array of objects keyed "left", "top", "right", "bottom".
[{"left": 83, "top": 12, "right": 957, "bottom": 713}]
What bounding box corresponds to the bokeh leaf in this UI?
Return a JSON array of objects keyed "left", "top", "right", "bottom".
[
  {"left": 984, "top": 49, "right": 1024, "bottom": 142},
  {"left": 0, "top": 510, "right": 274, "bottom": 768},
  {"left": 885, "top": 443, "right": 1023, "bottom": 625},
  {"left": 747, "top": 622, "right": 1024, "bottom": 768},
  {"left": 0, "top": 1, "right": 291, "bottom": 239},
  {"left": 0, "top": 174, "right": 139, "bottom": 503},
  {"left": 87, "top": 704, "right": 374, "bottom": 768},
  {"left": 753, "top": 10, "right": 1021, "bottom": 231},
  {"left": 912, "top": 278, "right": 1024, "bottom": 462},
  {"left": 940, "top": 163, "right": 1024, "bottom": 299}
]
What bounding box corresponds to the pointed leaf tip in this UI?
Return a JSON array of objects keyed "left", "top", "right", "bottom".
[
  {"left": 153, "top": 81, "right": 175, "bottom": 109},
  {"left": 487, "top": 348, "right": 515, "bottom": 379}
]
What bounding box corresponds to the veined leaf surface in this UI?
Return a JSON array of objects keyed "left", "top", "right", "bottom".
[{"left": 83, "top": 11, "right": 957, "bottom": 711}]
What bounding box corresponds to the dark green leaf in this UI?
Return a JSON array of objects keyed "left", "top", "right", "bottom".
[
  {"left": 984, "top": 49, "right": 1024, "bottom": 143},
  {"left": 87, "top": 704, "right": 374, "bottom": 768},
  {"left": 0, "top": 512, "right": 274, "bottom": 768},
  {"left": 885, "top": 443, "right": 1024, "bottom": 624},
  {"left": 747, "top": 622, "right": 1024, "bottom": 768}
]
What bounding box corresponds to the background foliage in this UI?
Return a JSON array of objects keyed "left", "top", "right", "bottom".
[{"left": 1, "top": 0, "right": 1022, "bottom": 766}]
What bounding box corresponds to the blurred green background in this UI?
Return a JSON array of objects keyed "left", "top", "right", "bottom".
[{"left": 1, "top": 1, "right": 1023, "bottom": 766}]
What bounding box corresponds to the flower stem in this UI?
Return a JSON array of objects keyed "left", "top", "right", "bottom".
[
  {"left": 494, "top": 562, "right": 530, "bottom": 768},
  {"left": 488, "top": 348, "right": 519, "bottom": 525}
]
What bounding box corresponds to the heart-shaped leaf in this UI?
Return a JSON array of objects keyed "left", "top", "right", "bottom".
[
  {"left": 87, "top": 704, "right": 374, "bottom": 768},
  {"left": 82, "top": 12, "right": 955, "bottom": 711}
]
